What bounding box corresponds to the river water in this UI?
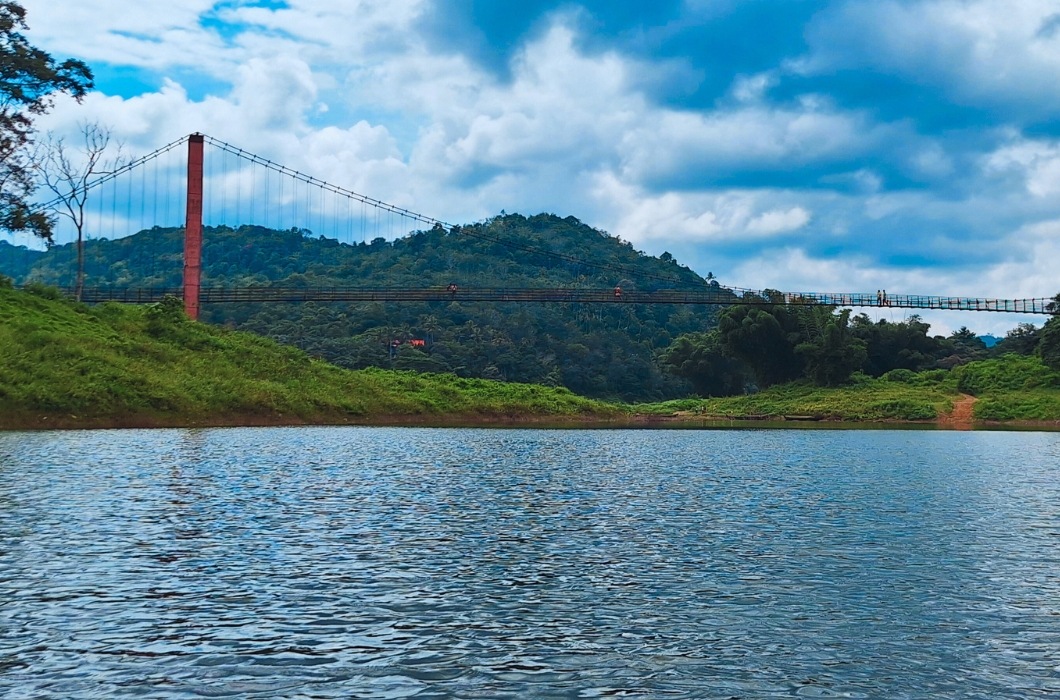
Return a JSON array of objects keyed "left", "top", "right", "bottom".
[{"left": 1, "top": 427, "right": 1059, "bottom": 699}]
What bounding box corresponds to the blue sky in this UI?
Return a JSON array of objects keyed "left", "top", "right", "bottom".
[{"left": 22, "top": 0, "right": 1060, "bottom": 332}]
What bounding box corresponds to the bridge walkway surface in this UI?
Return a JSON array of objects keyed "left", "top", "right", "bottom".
[{"left": 65, "top": 286, "right": 1058, "bottom": 314}]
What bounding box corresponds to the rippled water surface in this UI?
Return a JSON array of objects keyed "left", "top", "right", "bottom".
[{"left": 2, "top": 428, "right": 1060, "bottom": 698}]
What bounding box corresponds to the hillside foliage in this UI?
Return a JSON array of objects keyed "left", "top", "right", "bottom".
[
  {"left": 0, "top": 286, "right": 617, "bottom": 428},
  {"left": 1, "top": 284, "right": 1057, "bottom": 427},
  {"left": 4, "top": 215, "right": 1058, "bottom": 404},
  {"left": 659, "top": 291, "right": 1054, "bottom": 395},
  {"left": 1, "top": 214, "right": 722, "bottom": 401},
  {"left": 642, "top": 353, "right": 1060, "bottom": 422}
]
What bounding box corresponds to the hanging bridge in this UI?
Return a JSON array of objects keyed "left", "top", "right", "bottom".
[
  {"left": 9, "top": 133, "right": 1058, "bottom": 318},
  {"left": 71, "top": 285, "right": 1057, "bottom": 315}
]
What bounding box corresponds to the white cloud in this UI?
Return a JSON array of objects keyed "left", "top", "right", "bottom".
[
  {"left": 22, "top": 0, "right": 231, "bottom": 72},
  {"left": 590, "top": 172, "right": 813, "bottom": 243},
  {"left": 22, "top": 0, "right": 430, "bottom": 77},
  {"left": 984, "top": 138, "right": 1060, "bottom": 197},
  {"left": 619, "top": 101, "right": 875, "bottom": 184},
  {"left": 26, "top": 3, "right": 890, "bottom": 210},
  {"left": 747, "top": 207, "right": 811, "bottom": 235},
  {"left": 801, "top": 0, "right": 1060, "bottom": 114},
  {"left": 730, "top": 72, "right": 778, "bottom": 104}
]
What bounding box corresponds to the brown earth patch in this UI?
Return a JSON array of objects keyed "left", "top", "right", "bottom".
[{"left": 941, "top": 394, "right": 978, "bottom": 429}]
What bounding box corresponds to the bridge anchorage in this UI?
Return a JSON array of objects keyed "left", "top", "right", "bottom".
[{"left": 18, "top": 133, "right": 1058, "bottom": 318}]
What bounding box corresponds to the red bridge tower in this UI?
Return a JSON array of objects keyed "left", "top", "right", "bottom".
[{"left": 182, "top": 134, "right": 204, "bottom": 320}]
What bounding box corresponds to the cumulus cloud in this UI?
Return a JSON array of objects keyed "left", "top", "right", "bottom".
[
  {"left": 747, "top": 207, "right": 811, "bottom": 235},
  {"left": 22, "top": 0, "right": 231, "bottom": 72},
  {"left": 799, "top": 0, "right": 1060, "bottom": 118},
  {"left": 984, "top": 138, "right": 1060, "bottom": 197},
  {"left": 590, "top": 173, "right": 814, "bottom": 244}
]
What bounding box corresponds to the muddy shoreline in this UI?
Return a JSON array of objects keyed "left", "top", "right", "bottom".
[{"left": 3, "top": 411, "right": 1059, "bottom": 431}]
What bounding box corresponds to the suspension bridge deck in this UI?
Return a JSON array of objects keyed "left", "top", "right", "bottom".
[{"left": 69, "top": 286, "right": 1057, "bottom": 314}]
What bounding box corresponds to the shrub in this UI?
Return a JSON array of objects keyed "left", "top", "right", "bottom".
[
  {"left": 846, "top": 371, "right": 873, "bottom": 386},
  {"left": 954, "top": 355, "right": 1059, "bottom": 395},
  {"left": 912, "top": 369, "right": 948, "bottom": 384},
  {"left": 0, "top": 274, "right": 12, "bottom": 289},
  {"left": 1042, "top": 316, "right": 1060, "bottom": 371},
  {"left": 881, "top": 368, "right": 916, "bottom": 383},
  {"left": 974, "top": 395, "right": 1060, "bottom": 421},
  {"left": 23, "top": 282, "right": 63, "bottom": 300},
  {"left": 145, "top": 295, "right": 188, "bottom": 337},
  {"left": 866, "top": 399, "right": 938, "bottom": 420}
]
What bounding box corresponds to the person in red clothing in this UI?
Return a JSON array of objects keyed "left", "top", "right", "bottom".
[{"left": 614, "top": 286, "right": 622, "bottom": 298}]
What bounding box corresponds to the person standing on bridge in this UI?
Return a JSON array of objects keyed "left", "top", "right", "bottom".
[
  {"left": 447, "top": 283, "right": 458, "bottom": 297},
  {"left": 614, "top": 286, "right": 622, "bottom": 299}
]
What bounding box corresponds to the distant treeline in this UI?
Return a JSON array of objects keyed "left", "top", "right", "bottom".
[{"left": 661, "top": 290, "right": 1060, "bottom": 396}]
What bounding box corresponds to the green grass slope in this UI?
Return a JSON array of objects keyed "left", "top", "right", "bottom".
[
  {"left": 0, "top": 287, "right": 618, "bottom": 429},
  {"left": 636, "top": 373, "right": 956, "bottom": 421},
  {"left": 636, "top": 359, "right": 1060, "bottom": 423},
  {"left": 952, "top": 355, "right": 1060, "bottom": 421},
  {"left": 3, "top": 284, "right": 1056, "bottom": 430},
  {"left": 2, "top": 215, "right": 721, "bottom": 401}
]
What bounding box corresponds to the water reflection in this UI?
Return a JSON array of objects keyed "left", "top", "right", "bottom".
[{"left": 0, "top": 427, "right": 1058, "bottom": 698}]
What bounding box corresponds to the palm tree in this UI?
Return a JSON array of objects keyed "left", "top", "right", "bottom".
[
  {"left": 462, "top": 320, "right": 483, "bottom": 343},
  {"left": 421, "top": 314, "right": 442, "bottom": 345}
]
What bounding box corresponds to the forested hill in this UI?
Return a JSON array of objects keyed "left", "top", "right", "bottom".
[
  {"left": 1, "top": 214, "right": 708, "bottom": 289},
  {"left": 1, "top": 214, "right": 721, "bottom": 401}
]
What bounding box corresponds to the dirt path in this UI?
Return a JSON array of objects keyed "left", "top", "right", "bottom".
[{"left": 943, "top": 394, "right": 979, "bottom": 428}]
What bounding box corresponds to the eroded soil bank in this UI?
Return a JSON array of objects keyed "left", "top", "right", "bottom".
[{"left": 5, "top": 408, "right": 1060, "bottom": 431}]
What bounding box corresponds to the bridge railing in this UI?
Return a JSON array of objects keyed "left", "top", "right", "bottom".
[{"left": 40, "top": 286, "right": 1056, "bottom": 314}]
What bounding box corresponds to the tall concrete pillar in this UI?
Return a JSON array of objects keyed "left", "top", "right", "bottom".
[{"left": 182, "top": 134, "right": 204, "bottom": 320}]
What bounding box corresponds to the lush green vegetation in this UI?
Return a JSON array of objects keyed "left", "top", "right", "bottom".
[
  {"left": 661, "top": 291, "right": 1060, "bottom": 395},
  {"left": 640, "top": 354, "right": 1060, "bottom": 422},
  {"left": 1, "top": 215, "right": 727, "bottom": 401},
  {"left": 0, "top": 286, "right": 618, "bottom": 429},
  {"left": 953, "top": 355, "right": 1060, "bottom": 421},
  {"left": 1, "top": 283, "right": 1057, "bottom": 428},
  {"left": 0, "top": 1, "right": 94, "bottom": 241},
  {"left": 637, "top": 371, "right": 958, "bottom": 421},
  {"left": 4, "top": 213, "right": 1059, "bottom": 425}
]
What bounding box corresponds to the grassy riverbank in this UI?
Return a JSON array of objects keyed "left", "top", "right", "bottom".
[
  {"left": 0, "top": 287, "right": 618, "bottom": 429},
  {"left": 2, "top": 286, "right": 1058, "bottom": 430},
  {"left": 634, "top": 355, "right": 1060, "bottom": 424}
]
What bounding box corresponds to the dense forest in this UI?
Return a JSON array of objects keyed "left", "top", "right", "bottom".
[
  {"left": 4, "top": 214, "right": 1057, "bottom": 401},
  {"left": 1, "top": 214, "right": 721, "bottom": 401},
  {"left": 660, "top": 292, "right": 1060, "bottom": 395}
]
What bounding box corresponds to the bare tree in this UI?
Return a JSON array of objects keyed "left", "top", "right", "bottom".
[{"left": 35, "top": 122, "right": 122, "bottom": 300}]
